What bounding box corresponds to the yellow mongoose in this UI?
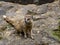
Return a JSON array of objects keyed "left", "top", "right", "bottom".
[{"left": 3, "top": 15, "right": 33, "bottom": 39}]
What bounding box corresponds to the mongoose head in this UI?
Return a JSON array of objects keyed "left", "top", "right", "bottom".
[{"left": 24, "top": 15, "right": 33, "bottom": 24}]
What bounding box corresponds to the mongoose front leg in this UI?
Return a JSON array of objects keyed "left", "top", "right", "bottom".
[
  {"left": 23, "top": 29, "right": 27, "bottom": 38},
  {"left": 27, "top": 30, "right": 33, "bottom": 38}
]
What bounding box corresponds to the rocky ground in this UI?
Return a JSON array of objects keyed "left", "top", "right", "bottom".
[{"left": 0, "top": 0, "right": 60, "bottom": 45}]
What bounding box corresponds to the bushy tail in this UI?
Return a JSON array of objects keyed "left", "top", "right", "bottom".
[{"left": 3, "top": 15, "right": 14, "bottom": 25}]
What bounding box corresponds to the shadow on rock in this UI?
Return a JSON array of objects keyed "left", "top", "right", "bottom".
[{"left": 0, "top": 0, "right": 55, "bottom": 5}]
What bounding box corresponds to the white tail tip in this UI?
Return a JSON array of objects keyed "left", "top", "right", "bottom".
[
  {"left": 37, "top": 31, "right": 40, "bottom": 33},
  {"left": 3, "top": 15, "right": 7, "bottom": 18}
]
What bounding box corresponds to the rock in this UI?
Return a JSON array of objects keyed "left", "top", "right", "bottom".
[
  {"left": 0, "top": 9, "right": 6, "bottom": 15},
  {"left": 36, "top": 5, "right": 48, "bottom": 14},
  {"left": 27, "top": 4, "right": 48, "bottom": 14}
]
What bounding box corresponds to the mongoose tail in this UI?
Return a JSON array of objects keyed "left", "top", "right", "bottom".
[{"left": 3, "top": 15, "right": 15, "bottom": 25}]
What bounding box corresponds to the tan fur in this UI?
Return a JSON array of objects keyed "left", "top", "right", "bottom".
[{"left": 3, "top": 15, "right": 33, "bottom": 38}]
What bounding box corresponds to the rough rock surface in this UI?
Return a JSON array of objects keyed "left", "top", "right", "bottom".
[{"left": 0, "top": 0, "right": 60, "bottom": 45}]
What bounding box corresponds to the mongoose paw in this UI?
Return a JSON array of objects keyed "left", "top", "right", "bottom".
[
  {"left": 29, "top": 36, "right": 34, "bottom": 40},
  {"left": 24, "top": 35, "right": 27, "bottom": 39}
]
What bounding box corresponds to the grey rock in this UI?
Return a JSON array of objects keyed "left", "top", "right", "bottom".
[{"left": 0, "top": 9, "right": 6, "bottom": 15}]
